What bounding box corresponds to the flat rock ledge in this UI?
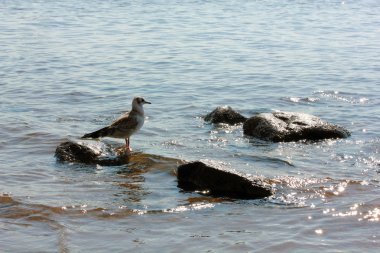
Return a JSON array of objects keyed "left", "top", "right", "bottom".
[
  {"left": 243, "top": 111, "right": 351, "bottom": 142},
  {"left": 177, "top": 161, "right": 272, "bottom": 199},
  {"left": 204, "top": 106, "right": 247, "bottom": 125}
]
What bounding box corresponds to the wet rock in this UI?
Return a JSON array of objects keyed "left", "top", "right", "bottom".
[
  {"left": 204, "top": 106, "right": 247, "bottom": 125},
  {"left": 177, "top": 161, "right": 272, "bottom": 199},
  {"left": 55, "top": 141, "right": 184, "bottom": 169},
  {"left": 243, "top": 111, "right": 351, "bottom": 142},
  {"left": 55, "top": 141, "right": 128, "bottom": 166}
]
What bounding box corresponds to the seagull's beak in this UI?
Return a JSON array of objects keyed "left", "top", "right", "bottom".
[{"left": 144, "top": 100, "right": 151, "bottom": 104}]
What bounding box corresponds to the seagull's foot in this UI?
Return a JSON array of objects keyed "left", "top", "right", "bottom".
[
  {"left": 123, "top": 138, "right": 132, "bottom": 153},
  {"left": 115, "top": 146, "right": 132, "bottom": 155}
]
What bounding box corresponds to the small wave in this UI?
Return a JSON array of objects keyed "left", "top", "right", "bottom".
[
  {"left": 56, "top": 116, "right": 84, "bottom": 123},
  {"left": 235, "top": 154, "right": 294, "bottom": 167},
  {"left": 285, "top": 97, "right": 320, "bottom": 104},
  {"left": 163, "top": 202, "right": 215, "bottom": 213},
  {"left": 161, "top": 139, "right": 185, "bottom": 147},
  {"left": 314, "top": 90, "right": 370, "bottom": 104}
]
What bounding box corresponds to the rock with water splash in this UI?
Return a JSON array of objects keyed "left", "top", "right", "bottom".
[
  {"left": 243, "top": 111, "right": 350, "bottom": 142},
  {"left": 55, "top": 141, "right": 129, "bottom": 166},
  {"left": 177, "top": 161, "right": 272, "bottom": 199},
  {"left": 204, "top": 106, "right": 247, "bottom": 125}
]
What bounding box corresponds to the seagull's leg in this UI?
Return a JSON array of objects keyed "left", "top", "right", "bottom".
[{"left": 125, "top": 138, "right": 132, "bottom": 152}]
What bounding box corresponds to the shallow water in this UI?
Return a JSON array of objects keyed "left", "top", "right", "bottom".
[{"left": 1, "top": 0, "right": 380, "bottom": 252}]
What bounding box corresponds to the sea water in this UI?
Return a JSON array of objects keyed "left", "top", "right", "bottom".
[{"left": 1, "top": 0, "right": 379, "bottom": 252}]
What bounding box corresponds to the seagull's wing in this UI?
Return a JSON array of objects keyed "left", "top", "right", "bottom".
[
  {"left": 115, "top": 111, "right": 130, "bottom": 121},
  {"left": 109, "top": 111, "right": 139, "bottom": 131}
]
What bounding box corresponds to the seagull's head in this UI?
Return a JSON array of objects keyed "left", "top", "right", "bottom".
[{"left": 133, "top": 97, "right": 151, "bottom": 108}]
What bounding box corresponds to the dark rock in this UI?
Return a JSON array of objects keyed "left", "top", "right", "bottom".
[
  {"left": 55, "top": 141, "right": 129, "bottom": 166},
  {"left": 55, "top": 141, "right": 97, "bottom": 163},
  {"left": 55, "top": 141, "right": 184, "bottom": 169},
  {"left": 177, "top": 161, "right": 272, "bottom": 199},
  {"left": 204, "top": 106, "right": 247, "bottom": 125},
  {"left": 243, "top": 111, "right": 351, "bottom": 142}
]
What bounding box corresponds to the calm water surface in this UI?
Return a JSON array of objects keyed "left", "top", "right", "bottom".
[{"left": 1, "top": 0, "right": 380, "bottom": 252}]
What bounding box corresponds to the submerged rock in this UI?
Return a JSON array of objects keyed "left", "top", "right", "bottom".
[
  {"left": 243, "top": 111, "right": 351, "bottom": 142},
  {"left": 204, "top": 106, "right": 247, "bottom": 125},
  {"left": 56, "top": 142, "right": 271, "bottom": 199},
  {"left": 177, "top": 161, "right": 272, "bottom": 199}
]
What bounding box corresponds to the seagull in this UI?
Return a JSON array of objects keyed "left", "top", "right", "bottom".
[{"left": 82, "top": 97, "right": 151, "bottom": 152}]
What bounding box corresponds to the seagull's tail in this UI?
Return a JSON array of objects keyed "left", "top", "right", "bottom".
[{"left": 82, "top": 126, "right": 111, "bottom": 139}]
